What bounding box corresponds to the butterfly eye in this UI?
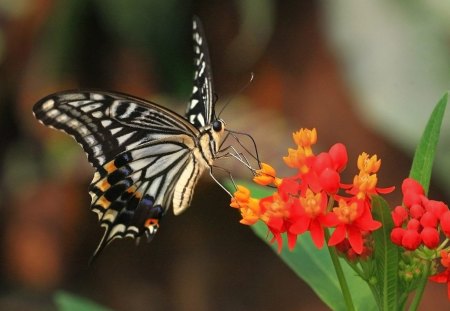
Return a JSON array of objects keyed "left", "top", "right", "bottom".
[{"left": 212, "top": 120, "right": 223, "bottom": 132}]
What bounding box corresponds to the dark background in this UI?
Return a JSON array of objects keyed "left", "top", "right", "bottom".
[{"left": 0, "top": 1, "right": 449, "bottom": 310}]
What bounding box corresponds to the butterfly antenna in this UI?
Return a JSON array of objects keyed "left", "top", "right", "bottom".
[{"left": 217, "top": 72, "right": 254, "bottom": 119}]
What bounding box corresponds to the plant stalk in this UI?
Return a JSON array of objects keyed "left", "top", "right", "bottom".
[
  {"left": 408, "top": 261, "right": 431, "bottom": 311},
  {"left": 325, "top": 229, "right": 356, "bottom": 311}
]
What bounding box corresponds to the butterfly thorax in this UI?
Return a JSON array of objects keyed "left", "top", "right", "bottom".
[
  {"left": 197, "top": 119, "right": 225, "bottom": 166},
  {"left": 172, "top": 119, "right": 225, "bottom": 215}
]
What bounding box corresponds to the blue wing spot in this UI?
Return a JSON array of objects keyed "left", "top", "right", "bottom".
[
  {"left": 107, "top": 166, "right": 132, "bottom": 184},
  {"left": 139, "top": 194, "right": 155, "bottom": 209}
]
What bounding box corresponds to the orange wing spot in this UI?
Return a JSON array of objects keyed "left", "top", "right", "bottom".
[
  {"left": 127, "top": 186, "right": 142, "bottom": 199},
  {"left": 97, "top": 178, "right": 111, "bottom": 192},
  {"left": 97, "top": 196, "right": 111, "bottom": 209},
  {"left": 145, "top": 218, "right": 159, "bottom": 227},
  {"left": 104, "top": 161, "right": 117, "bottom": 173}
]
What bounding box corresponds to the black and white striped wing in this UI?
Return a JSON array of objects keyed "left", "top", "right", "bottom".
[
  {"left": 33, "top": 91, "right": 198, "bottom": 169},
  {"left": 88, "top": 137, "right": 203, "bottom": 257},
  {"left": 186, "top": 17, "right": 215, "bottom": 128},
  {"left": 33, "top": 91, "right": 203, "bottom": 256}
]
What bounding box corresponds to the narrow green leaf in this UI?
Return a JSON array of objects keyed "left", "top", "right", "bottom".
[
  {"left": 372, "top": 195, "right": 399, "bottom": 311},
  {"left": 409, "top": 93, "right": 448, "bottom": 193},
  {"left": 54, "top": 291, "right": 111, "bottom": 311}
]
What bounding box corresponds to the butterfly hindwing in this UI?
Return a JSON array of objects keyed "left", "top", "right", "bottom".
[
  {"left": 186, "top": 16, "right": 215, "bottom": 128},
  {"left": 33, "top": 91, "right": 208, "bottom": 257},
  {"left": 88, "top": 137, "right": 202, "bottom": 257}
]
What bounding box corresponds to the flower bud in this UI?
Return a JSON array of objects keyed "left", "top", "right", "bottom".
[
  {"left": 329, "top": 143, "right": 348, "bottom": 172},
  {"left": 425, "top": 200, "right": 448, "bottom": 218},
  {"left": 409, "top": 204, "right": 424, "bottom": 219},
  {"left": 401, "top": 229, "right": 421, "bottom": 250},
  {"left": 420, "top": 227, "right": 440, "bottom": 249},
  {"left": 391, "top": 227, "right": 405, "bottom": 246},
  {"left": 440, "top": 211, "right": 450, "bottom": 237},
  {"left": 406, "top": 219, "right": 420, "bottom": 231},
  {"left": 319, "top": 168, "right": 340, "bottom": 194},
  {"left": 420, "top": 211, "right": 437, "bottom": 228},
  {"left": 392, "top": 206, "right": 408, "bottom": 227},
  {"left": 401, "top": 178, "right": 424, "bottom": 195}
]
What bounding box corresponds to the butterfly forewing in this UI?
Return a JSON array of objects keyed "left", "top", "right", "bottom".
[
  {"left": 33, "top": 92, "right": 198, "bottom": 168},
  {"left": 186, "top": 16, "right": 215, "bottom": 128}
]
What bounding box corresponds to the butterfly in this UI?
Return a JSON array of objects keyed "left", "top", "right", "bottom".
[{"left": 33, "top": 17, "right": 231, "bottom": 258}]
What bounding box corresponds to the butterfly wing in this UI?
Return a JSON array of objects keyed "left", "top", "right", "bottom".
[
  {"left": 186, "top": 16, "right": 215, "bottom": 128},
  {"left": 33, "top": 91, "right": 199, "bottom": 169},
  {"left": 33, "top": 91, "right": 204, "bottom": 257},
  {"left": 89, "top": 137, "right": 204, "bottom": 258}
]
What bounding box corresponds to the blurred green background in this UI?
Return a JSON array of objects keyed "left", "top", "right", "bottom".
[{"left": 0, "top": 0, "right": 449, "bottom": 310}]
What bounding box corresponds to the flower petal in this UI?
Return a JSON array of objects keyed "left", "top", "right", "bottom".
[
  {"left": 347, "top": 226, "right": 363, "bottom": 254},
  {"left": 328, "top": 224, "right": 346, "bottom": 246}
]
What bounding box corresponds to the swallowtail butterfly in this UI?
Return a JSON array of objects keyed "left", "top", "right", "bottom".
[{"left": 33, "top": 17, "right": 232, "bottom": 258}]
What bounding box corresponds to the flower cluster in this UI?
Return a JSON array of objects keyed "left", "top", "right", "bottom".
[
  {"left": 390, "top": 178, "right": 450, "bottom": 298},
  {"left": 230, "top": 128, "right": 393, "bottom": 255},
  {"left": 390, "top": 178, "right": 450, "bottom": 250}
]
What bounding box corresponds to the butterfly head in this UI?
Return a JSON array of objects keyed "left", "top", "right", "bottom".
[{"left": 212, "top": 119, "right": 225, "bottom": 133}]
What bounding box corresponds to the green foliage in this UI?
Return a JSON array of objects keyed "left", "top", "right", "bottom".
[
  {"left": 409, "top": 92, "right": 448, "bottom": 193},
  {"left": 371, "top": 196, "right": 399, "bottom": 310},
  {"left": 251, "top": 222, "right": 376, "bottom": 311},
  {"left": 54, "top": 291, "right": 110, "bottom": 311}
]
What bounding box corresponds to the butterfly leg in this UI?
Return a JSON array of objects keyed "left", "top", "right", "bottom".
[
  {"left": 209, "top": 165, "right": 237, "bottom": 198},
  {"left": 216, "top": 144, "right": 257, "bottom": 174},
  {"left": 223, "top": 129, "right": 261, "bottom": 168}
]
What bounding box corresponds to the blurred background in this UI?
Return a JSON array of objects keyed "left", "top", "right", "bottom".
[{"left": 1, "top": 0, "right": 450, "bottom": 310}]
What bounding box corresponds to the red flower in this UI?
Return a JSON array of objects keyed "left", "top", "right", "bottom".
[
  {"left": 259, "top": 194, "right": 300, "bottom": 252},
  {"left": 289, "top": 189, "right": 338, "bottom": 248},
  {"left": 430, "top": 269, "right": 450, "bottom": 299},
  {"left": 430, "top": 251, "right": 450, "bottom": 299},
  {"left": 328, "top": 199, "right": 381, "bottom": 254}
]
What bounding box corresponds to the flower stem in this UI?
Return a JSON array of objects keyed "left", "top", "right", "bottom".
[
  {"left": 408, "top": 260, "right": 431, "bottom": 311},
  {"left": 325, "top": 229, "right": 356, "bottom": 311}
]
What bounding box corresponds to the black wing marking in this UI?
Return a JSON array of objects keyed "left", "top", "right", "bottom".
[
  {"left": 33, "top": 91, "right": 199, "bottom": 169},
  {"left": 88, "top": 137, "right": 201, "bottom": 258},
  {"left": 186, "top": 16, "right": 215, "bottom": 128}
]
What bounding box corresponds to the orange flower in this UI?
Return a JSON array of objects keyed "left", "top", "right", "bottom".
[
  {"left": 347, "top": 153, "right": 394, "bottom": 200},
  {"left": 283, "top": 147, "right": 309, "bottom": 173},
  {"left": 230, "top": 185, "right": 250, "bottom": 209},
  {"left": 293, "top": 128, "right": 317, "bottom": 156},
  {"left": 240, "top": 198, "right": 261, "bottom": 225},
  {"left": 253, "top": 163, "right": 281, "bottom": 186},
  {"left": 357, "top": 153, "right": 381, "bottom": 174}
]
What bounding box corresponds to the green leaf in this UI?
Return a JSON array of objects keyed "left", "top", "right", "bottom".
[
  {"left": 54, "top": 291, "right": 111, "bottom": 311},
  {"left": 409, "top": 92, "right": 448, "bottom": 193},
  {"left": 372, "top": 195, "right": 399, "bottom": 311},
  {"left": 251, "top": 222, "right": 376, "bottom": 311}
]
